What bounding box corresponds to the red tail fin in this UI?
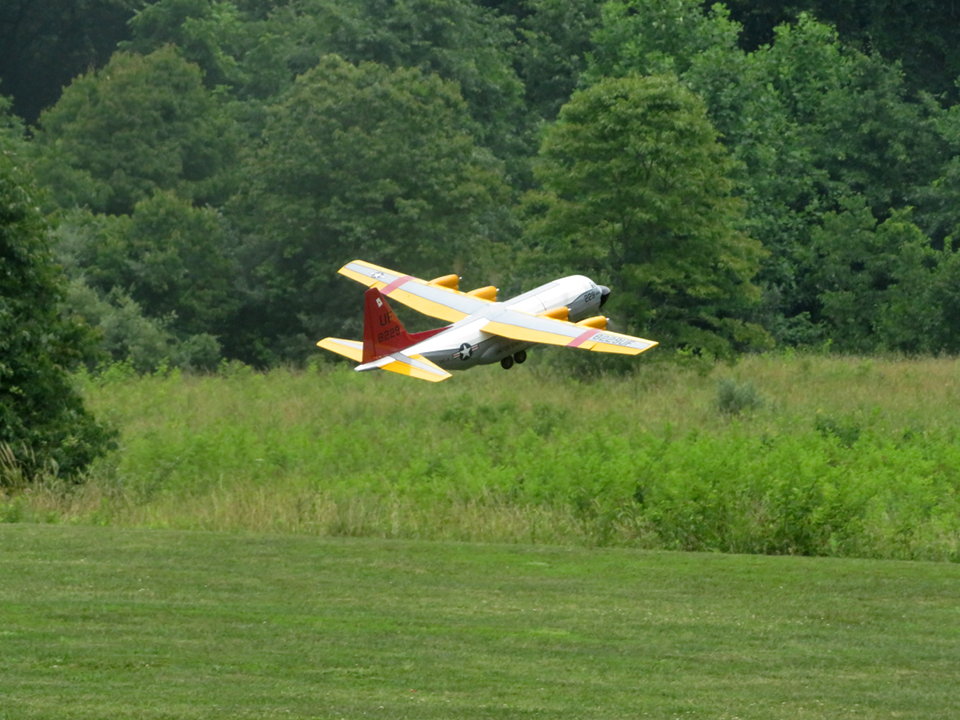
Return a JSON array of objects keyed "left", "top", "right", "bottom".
[
  {"left": 362, "top": 287, "right": 449, "bottom": 362},
  {"left": 363, "top": 288, "right": 414, "bottom": 362}
]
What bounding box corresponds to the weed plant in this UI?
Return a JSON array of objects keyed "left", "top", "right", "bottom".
[
  {"left": 3, "top": 354, "right": 959, "bottom": 560},
  {"left": 715, "top": 377, "right": 764, "bottom": 415}
]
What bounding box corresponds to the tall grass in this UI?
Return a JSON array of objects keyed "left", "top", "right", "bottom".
[{"left": 4, "top": 354, "right": 960, "bottom": 560}]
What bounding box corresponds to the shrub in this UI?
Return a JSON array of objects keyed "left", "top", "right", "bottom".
[{"left": 715, "top": 377, "right": 764, "bottom": 415}]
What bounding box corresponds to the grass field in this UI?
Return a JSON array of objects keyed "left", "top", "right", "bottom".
[
  {"left": 1, "top": 524, "right": 958, "bottom": 719},
  {"left": 4, "top": 353, "right": 959, "bottom": 560}
]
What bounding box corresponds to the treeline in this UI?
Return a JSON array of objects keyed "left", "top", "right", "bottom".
[{"left": 5, "top": 0, "right": 960, "bottom": 374}]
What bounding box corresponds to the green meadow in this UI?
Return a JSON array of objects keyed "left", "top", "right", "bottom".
[
  {"left": 3, "top": 353, "right": 959, "bottom": 561},
  {"left": 2, "top": 524, "right": 958, "bottom": 720},
  {"left": 4, "top": 356, "right": 960, "bottom": 719}
]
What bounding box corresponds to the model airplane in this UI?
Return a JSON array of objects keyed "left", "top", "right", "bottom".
[{"left": 317, "top": 259, "right": 657, "bottom": 381}]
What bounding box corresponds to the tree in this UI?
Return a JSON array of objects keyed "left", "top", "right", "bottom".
[
  {"left": 0, "top": 0, "right": 142, "bottom": 123},
  {"left": 587, "top": 4, "right": 949, "bottom": 348},
  {"left": 124, "top": 0, "right": 528, "bottom": 167},
  {"left": 913, "top": 105, "right": 960, "bottom": 246},
  {"left": 226, "top": 55, "right": 510, "bottom": 364},
  {"left": 263, "top": 0, "right": 528, "bottom": 173},
  {"left": 753, "top": 15, "right": 943, "bottom": 215},
  {"left": 32, "top": 46, "right": 238, "bottom": 215},
  {"left": 52, "top": 197, "right": 237, "bottom": 369},
  {"left": 589, "top": 0, "right": 742, "bottom": 81},
  {"left": 514, "top": 0, "right": 603, "bottom": 121},
  {"left": 58, "top": 193, "right": 238, "bottom": 331},
  {"left": 0, "top": 155, "right": 114, "bottom": 484},
  {"left": 923, "top": 249, "right": 960, "bottom": 354},
  {"left": 523, "top": 74, "right": 766, "bottom": 357},
  {"left": 719, "top": 0, "right": 960, "bottom": 102},
  {"left": 0, "top": 95, "right": 25, "bottom": 153},
  {"left": 124, "top": 0, "right": 251, "bottom": 89},
  {"left": 811, "top": 200, "right": 960, "bottom": 355},
  {"left": 63, "top": 280, "right": 180, "bottom": 373}
]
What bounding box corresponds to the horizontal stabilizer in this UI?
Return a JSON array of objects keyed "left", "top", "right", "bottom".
[
  {"left": 316, "top": 337, "right": 363, "bottom": 362},
  {"left": 355, "top": 352, "right": 452, "bottom": 382}
]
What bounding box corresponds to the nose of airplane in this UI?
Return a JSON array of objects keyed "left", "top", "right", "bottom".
[{"left": 598, "top": 285, "right": 611, "bottom": 308}]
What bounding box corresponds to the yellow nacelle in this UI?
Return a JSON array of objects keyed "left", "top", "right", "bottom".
[
  {"left": 577, "top": 315, "right": 608, "bottom": 330},
  {"left": 540, "top": 306, "right": 570, "bottom": 321},
  {"left": 429, "top": 273, "right": 460, "bottom": 290},
  {"left": 467, "top": 285, "right": 498, "bottom": 301}
]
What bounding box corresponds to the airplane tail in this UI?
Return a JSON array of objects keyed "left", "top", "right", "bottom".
[
  {"left": 362, "top": 287, "right": 417, "bottom": 362},
  {"left": 316, "top": 287, "right": 452, "bottom": 382}
]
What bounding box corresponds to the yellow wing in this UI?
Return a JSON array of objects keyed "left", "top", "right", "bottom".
[
  {"left": 337, "top": 259, "right": 491, "bottom": 323},
  {"left": 483, "top": 310, "right": 657, "bottom": 356}
]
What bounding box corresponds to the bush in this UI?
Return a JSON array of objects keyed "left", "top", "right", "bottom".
[{"left": 715, "top": 377, "right": 764, "bottom": 415}]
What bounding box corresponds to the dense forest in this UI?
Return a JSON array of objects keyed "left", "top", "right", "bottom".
[{"left": 5, "top": 0, "right": 960, "bottom": 377}]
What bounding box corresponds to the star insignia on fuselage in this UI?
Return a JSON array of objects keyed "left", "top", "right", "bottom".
[{"left": 456, "top": 342, "right": 476, "bottom": 361}]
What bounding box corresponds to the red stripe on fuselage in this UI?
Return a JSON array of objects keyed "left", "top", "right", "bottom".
[
  {"left": 381, "top": 275, "right": 412, "bottom": 295},
  {"left": 567, "top": 328, "right": 599, "bottom": 348}
]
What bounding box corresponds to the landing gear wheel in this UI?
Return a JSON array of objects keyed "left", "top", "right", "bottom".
[
  {"left": 500, "top": 356, "right": 514, "bottom": 370},
  {"left": 513, "top": 350, "right": 527, "bottom": 364}
]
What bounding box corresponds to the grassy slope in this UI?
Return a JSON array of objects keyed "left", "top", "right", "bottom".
[{"left": 1, "top": 524, "right": 958, "bottom": 719}]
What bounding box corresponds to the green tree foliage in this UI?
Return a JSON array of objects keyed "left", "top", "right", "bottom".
[
  {"left": 720, "top": 0, "right": 960, "bottom": 102},
  {"left": 98, "top": 193, "right": 237, "bottom": 338},
  {"left": 0, "top": 0, "right": 142, "bottom": 123},
  {"left": 33, "top": 46, "right": 238, "bottom": 215},
  {"left": 125, "top": 0, "right": 251, "bottom": 88},
  {"left": 513, "top": 0, "right": 603, "bottom": 120},
  {"left": 0, "top": 96, "right": 25, "bottom": 152},
  {"left": 753, "top": 16, "right": 943, "bottom": 215},
  {"left": 523, "top": 74, "right": 765, "bottom": 357},
  {"left": 126, "top": 0, "right": 527, "bottom": 166},
  {"left": 62, "top": 280, "right": 223, "bottom": 372},
  {"left": 742, "top": 16, "right": 944, "bottom": 343},
  {"left": 63, "top": 280, "right": 179, "bottom": 373},
  {"left": 262, "top": 0, "right": 524, "bottom": 152},
  {"left": 227, "top": 55, "right": 510, "bottom": 364},
  {"left": 588, "top": 3, "right": 949, "bottom": 349},
  {"left": 53, "top": 196, "right": 236, "bottom": 368},
  {"left": 810, "top": 200, "right": 960, "bottom": 354},
  {"left": 0, "top": 156, "right": 114, "bottom": 483},
  {"left": 913, "top": 106, "right": 960, "bottom": 246},
  {"left": 8, "top": 0, "right": 960, "bottom": 365},
  {"left": 589, "top": 0, "right": 742, "bottom": 80}
]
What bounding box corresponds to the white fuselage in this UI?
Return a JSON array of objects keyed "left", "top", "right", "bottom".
[{"left": 408, "top": 275, "right": 606, "bottom": 370}]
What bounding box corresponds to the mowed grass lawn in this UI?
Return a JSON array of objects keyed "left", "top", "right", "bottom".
[{"left": 1, "top": 525, "right": 958, "bottom": 719}]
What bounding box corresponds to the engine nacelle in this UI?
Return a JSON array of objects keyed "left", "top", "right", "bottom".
[
  {"left": 540, "top": 306, "right": 570, "bottom": 321},
  {"left": 429, "top": 273, "right": 460, "bottom": 290},
  {"left": 467, "top": 285, "right": 498, "bottom": 301},
  {"left": 577, "top": 315, "right": 608, "bottom": 330}
]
